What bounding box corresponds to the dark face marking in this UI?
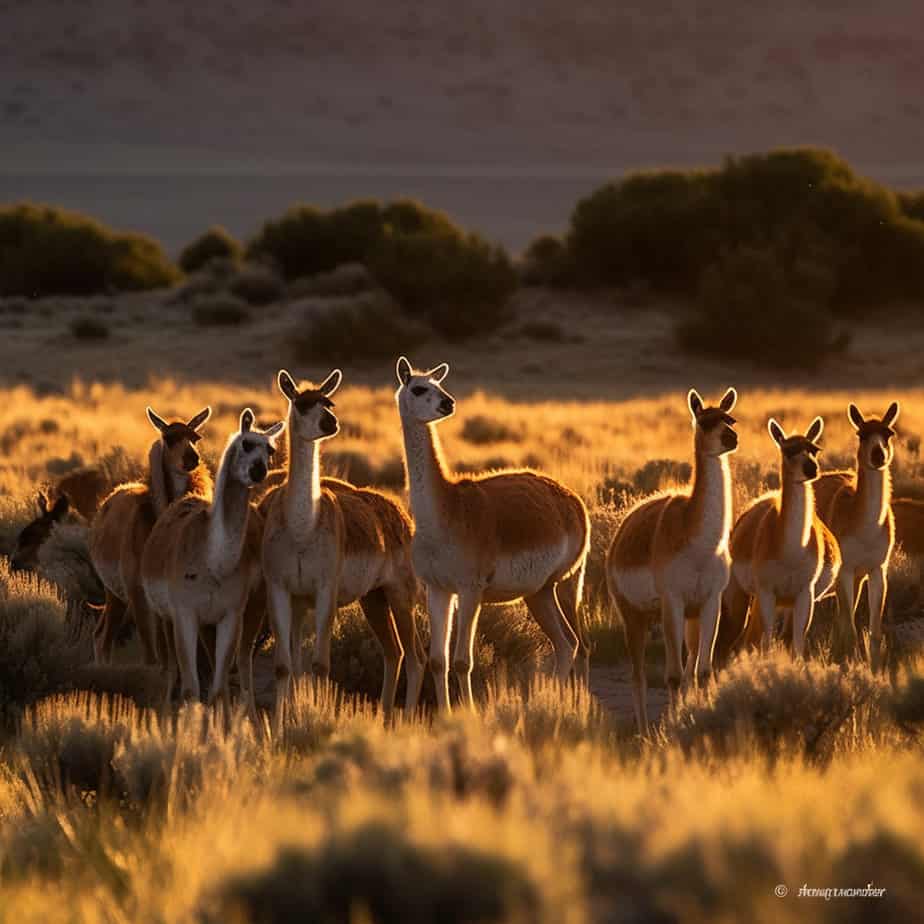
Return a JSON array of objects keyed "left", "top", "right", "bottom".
[
  {"left": 696, "top": 406, "right": 738, "bottom": 452},
  {"left": 293, "top": 389, "right": 334, "bottom": 415},
  {"left": 411, "top": 385, "right": 428, "bottom": 397},
  {"left": 249, "top": 461, "right": 268, "bottom": 483},
  {"left": 803, "top": 458, "right": 818, "bottom": 480},
  {"left": 438, "top": 396, "right": 455, "bottom": 416},
  {"left": 163, "top": 423, "right": 202, "bottom": 448}
]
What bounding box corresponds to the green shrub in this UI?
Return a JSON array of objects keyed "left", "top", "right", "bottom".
[
  {"left": 0, "top": 204, "right": 178, "bottom": 296},
  {"left": 292, "top": 292, "right": 428, "bottom": 365},
  {"left": 178, "top": 226, "right": 242, "bottom": 274},
  {"left": 191, "top": 294, "right": 251, "bottom": 326},
  {"left": 677, "top": 238, "right": 842, "bottom": 367},
  {"left": 371, "top": 230, "right": 517, "bottom": 340},
  {"left": 521, "top": 235, "right": 575, "bottom": 287},
  {"left": 70, "top": 317, "right": 110, "bottom": 340},
  {"left": 228, "top": 263, "right": 285, "bottom": 305}
]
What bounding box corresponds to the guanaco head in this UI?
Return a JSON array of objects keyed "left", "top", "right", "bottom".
[
  {"left": 769, "top": 417, "right": 824, "bottom": 483},
  {"left": 146, "top": 406, "right": 212, "bottom": 473},
  {"left": 395, "top": 356, "right": 454, "bottom": 423},
  {"left": 848, "top": 402, "right": 899, "bottom": 471},
  {"left": 227, "top": 408, "right": 285, "bottom": 486},
  {"left": 276, "top": 368, "right": 342, "bottom": 442},
  {"left": 9, "top": 492, "right": 70, "bottom": 572},
  {"left": 688, "top": 387, "right": 739, "bottom": 456}
]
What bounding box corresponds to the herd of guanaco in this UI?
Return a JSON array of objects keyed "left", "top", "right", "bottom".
[{"left": 9, "top": 360, "right": 920, "bottom": 734}]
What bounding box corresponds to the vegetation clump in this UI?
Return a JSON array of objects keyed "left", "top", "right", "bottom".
[{"left": 178, "top": 226, "right": 243, "bottom": 274}]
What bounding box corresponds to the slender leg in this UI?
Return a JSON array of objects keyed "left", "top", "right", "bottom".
[
  {"left": 558, "top": 566, "right": 591, "bottom": 687},
  {"left": 163, "top": 618, "right": 178, "bottom": 710},
  {"left": 696, "top": 591, "right": 722, "bottom": 683},
  {"left": 451, "top": 589, "right": 483, "bottom": 709},
  {"left": 388, "top": 584, "right": 425, "bottom": 716},
  {"left": 621, "top": 601, "right": 649, "bottom": 736},
  {"left": 237, "top": 586, "right": 264, "bottom": 720},
  {"left": 683, "top": 614, "right": 700, "bottom": 683},
  {"left": 208, "top": 607, "right": 243, "bottom": 708},
  {"left": 290, "top": 594, "right": 309, "bottom": 678},
  {"left": 95, "top": 591, "right": 126, "bottom": 665},
  {"left": 267, "top": 580, "right": 294, "bottom": 725},
  {"left": 524, "top": 583, "right": 579, "bottom": 681},
  {"left": 867, "top": 565, "right": 888, "bottom": 673},
  {"left": 360, "top": 587, "right": 403, "bottom": 719},
  {"left": 129, "top": 583, "right": 160, "bottom": 667},
  {"left": 311, "top": 582, "right": 339, "bottom": 682},
  {"left": 791, "top": 588, "right": 814, "bottom": 658},
  {"left": 755, "top": 590, "right": 777, "bottom": 651},
  {"left": 835, "top": 567, "right": 860, "bottom": 659},
  {"left": 660, "top": 593, "right": 684, "bottom": 701},
  {"left": 173, "top": 609, "right": 201, "bottom": 702},
  {"left": 427, "top": 585, "right": 455, "bottom": 712}
]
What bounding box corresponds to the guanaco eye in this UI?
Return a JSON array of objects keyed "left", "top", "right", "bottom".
[
  {"left": 242, "top": 439, "right": 255, "bottom": 453},
  {"left": 411, "top": 386, "right": 427, "bottom": 396},
  {"left": 267, "top": 446, "right": 276, "bottom": 458}
]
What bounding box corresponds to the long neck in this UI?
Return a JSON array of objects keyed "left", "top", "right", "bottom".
[
  {"left": 206, "top": 444, "right": 252, "bottom": 577},
  {"left": 285, "top": 430, "right": 322, "bottom": 542},
  {"left": 401, "top": 415, "right": 451, "bottom": 529},
  {"left": 856, "top": 462, "right": 891, "bottom": 528},
  {"left": 779, "top": 476, "right": 814, "bottom": 551},
  {"left": 686, "top": 450, "right": 732, "bottom": 549},
  {"left": 149, "top": 440, "right": 194, "bottom": 517}
]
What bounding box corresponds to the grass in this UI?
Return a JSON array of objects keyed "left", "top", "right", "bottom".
[{"left": 1, "top": 378, "right": 923, "bottom": 919}]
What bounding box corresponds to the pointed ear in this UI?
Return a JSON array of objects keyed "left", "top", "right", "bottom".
[
  {"left": 240, "top": 408, "right": 255, "bottom": 433},
  {"left": 187, "top": 406, "right": 212, "bottom": 433},
  {"left": 687, "top": 388, "right": 704, "bottom": 418},
  {"left": 36, "top": 491, "right": 48, "bottom": 515},
  {"left": 768, "top": 418, "right": 786, "bottom": 446},
  {"left": 277, "top": 369, "right": 299, "bottom": 402},
  {"left": 805, "top": 416, "right": 824, "bottom": 443},
  {"left": 428, "top": 362, "right": 450, "bottom": 383},
  {"left": 50, "top": 495, "right": 69, "bottom": 520},
  {"left": 883, "top": 401, "right": 900, "bottom": 428},
  {"left": 263, "top": 420, "right": 286, "bottom": 440},
  {"left": 719, "top": 387, "right": 737, "bottom": 413},
  {"left": 847, "top": 403, "right": 865, "bottom": 429},
  {"left": 396, "top": 356, "right": 412, "bottom": 386},
  {"left": 146, "top": 406, "right": 169, "bottom": 434},
  {"left": 319, "top": 369, "right": 342, "bottom": 397}
]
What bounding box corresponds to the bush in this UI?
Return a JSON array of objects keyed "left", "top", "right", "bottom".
[
  {"left": 0, "top": 204, "right": 179, "bottom": 296},
  {"left": 287, "top": 263, "right": 374, "bottom": 299},
  {"left": 460, "top": 415, "right": 524, "bottom": 445},
  {"left": 292, "top": 292, "right": 428, "bottom": 365},
  {"left": 521, "top": 235, "right": 575, "bottom": 287},
  {"left": 518, "top": 320, "right": 569, "bottom": 342},
  {"left": 228, "top": 263, "right": 285, "bottom": 305},
  {"left": 178, "top": 226, "right": 242, "bottom": 274},
  {"left": 371, "top": 230, "right": 517, "bottom": 340},
  {"left": 191, "top": 294, "right": 250, "bottom": 326},
  {"left": 677, "top": 238, "right": 842, "bottom": 367},
  {"left": 70, "top": 316, "right": 110, "bottom": 340}
]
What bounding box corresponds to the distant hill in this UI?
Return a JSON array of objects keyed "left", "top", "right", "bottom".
[{"left": 2, "top": 0, "right": 923, "bottom": 177}]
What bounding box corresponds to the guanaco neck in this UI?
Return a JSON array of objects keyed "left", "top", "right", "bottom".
[
  {"left": 401, "top": 415, "right": 452, "bottom": 530},
  {"left": 206, "top": 442, "right": 252, "bottom": 577},
  {"left": 285, "top": 430, "right": 322, "bottom": 543},
  {"left": 149, "top": 439, "right": 194, "bottom": 517},
  {"left": 686, "top": 449, "right": 732, "bottom": 551},
  {"left": 855, "top": 461, "right": 891, "bottom": 529},
  {"left": 779, "top": 474, "right": 814, "bottom": 552}
]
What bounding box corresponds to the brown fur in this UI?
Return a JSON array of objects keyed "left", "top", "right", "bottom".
[{"left": 893, "top": 498, "right": 924, "bottom": 557}]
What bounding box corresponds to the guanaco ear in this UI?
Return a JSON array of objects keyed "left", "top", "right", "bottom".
[
  {"left": 768, "top": 418, "right": 786, "bottom": 446},
  {"left": 277, "top": 369, "right": 299, "bottom": 402},
  {"left": 848, "top": 403, "right": 865, "bottom": 430},
  {"left": 805, "top": 416, "right": 824, "bottom": 443},
  {"left": 36, "top": 491, "right": 48, "bottom": 515},
  {"left": 883, "top": 401, "right": 900, "bottom": 428},
  {"left": 319, "top": 369, "right": 342, "bottom": 397},
  {"left": 687, "top": 388, "right": 704, "bottom": 419},
  {"left": 146, "top": 406, "right": 169, "bottom": 434},
  {"left": 396, "top": 356, "right": 412, "bottom": 386},
  {"left": 719, "top": 387, "right": 738, "bottom": 413},
  {"left": 262, "top": 420, "right": 286, "bottom": 440},
  {"left": 187, "top": 406, "right": 212, "bottom": 432},
  {"left": 50, "top": 495, "right": 69, "bottom": 520},
  {"left": 428, "top": 362, "right": 450, "bottom": 383},
  {"left": 240, "top": 408, "right": 255, "bottom": 433}
]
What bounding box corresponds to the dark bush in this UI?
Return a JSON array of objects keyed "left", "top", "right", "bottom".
[
  {"left": 677, "top": 237, "right": 843, "bottom": 367},
  {"left": 228, "top": 263, "right": 285, "bottom": 305},
  {"left": 0, "top": 204, "right": 179, "bottom": 296},
  {"left": 371, "top": 230, "right": 517, "bottom": 340},
  {"left": 899, "top": 190, "right": 924, "bottom": 223},
  {"left": 521, "top": 235, "right": 575, "bottom": 287},
  {"left": 178, "top": 226, "right": 242, "bottom": 274},
  {"left": 519, "top": 320, "right": 568, "bottom": 342},
  {"left": 292, "top": 293, "right": 428, "bottom": 365},
  {"left": 191, "top": 294, "right": 251, "bottom": 326},
  {"left": 70, "top": 317, "right": 110, "bottom": 340}
]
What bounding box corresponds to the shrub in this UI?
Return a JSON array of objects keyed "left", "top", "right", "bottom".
[
  {"left": 291, "top": 292, "right": 428, "bottom": 365},
  {"left": 69, "top": 316, "right": 110, "bottom": 340},
  {"left": 228, "top": 263, "right": 285, "bottom": 305},
  {"left": 287, "top": 263, "right": 374, "bottom": 299},
  {"left": 521, "top": 235, "right": 575, "bottom": 287},
  {"left": 518, "top": 319, "right": 569, "bottom": 342},
  {"left": 191, "top": 294, "right": 251, "bottom": 326},
  {"left": 0, "top": 203, "right": 179, "bottom": 296},
  {"left": 677, "top": 238, "right": 842, "bottom": 367},
  {"left": 371, "top": 230, "right": 517, "bottom": 340},
  {"left": 178, "top": 226, "right": 242, "bottom": 274},
  {"left": 899, "top": 190, "right": 924, "bottom": 223},
  {"left": 460, "top": 415, "right": 524, "bottom": 445}
]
